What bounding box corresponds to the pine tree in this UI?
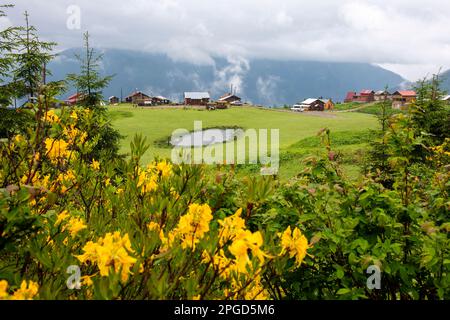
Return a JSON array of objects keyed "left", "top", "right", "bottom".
[
  {"left": 67, "top": 31, "right": 113, "bottom": 107},
  {"left": 0, "top": 4, "right": 18, "bottom": 107},
  {"left": 10, "top": 11, "right": 56, "bottom": 100}
]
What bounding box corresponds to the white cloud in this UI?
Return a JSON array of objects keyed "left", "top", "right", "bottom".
[{"left": 5, "top": 0, "right": 450, "bottom": 81}]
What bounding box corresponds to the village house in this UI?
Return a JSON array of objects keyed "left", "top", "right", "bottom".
[
  {"left": 374, "top": 90, "right": 392, "bottom": 101},
  {"left": 109, "top": 96, "right": 119, "bottom": 104},
  {"left": 65, "top": 93, "right": 84, "bottom": 106},
  {"left": 441, "top": 95, "right": 450, "bottom": 104},
  {"left": 321, "top": 99, "right": 335, "bottom": 110},
  {"left": 217, "top": 93, "right": 242, "bottom": 105},
  {"left": 391, "top": 90, "right": 416, "bottom": 109},
  {"left": 344, "top": 90, "right": 375, "bottom": 103},
  {"left": 295, "top": 98, "right": 325, "bottom": 111},
  {"left": 184, "top": 92, "right": 210, "bottom": 106},
  {"left": 151, "top": 96, "right": 171, "bottom": 105},
  {"left": 125, "top": 91, "right": 151, "bottom": 105}
]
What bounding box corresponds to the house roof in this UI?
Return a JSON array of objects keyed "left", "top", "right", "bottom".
[
  {"left": 218, "top": 93, "right": 241, "bottom": 101},
  {"left": 394, "top": 90, "right": 416, "bottom": 97},
  {"left": 126, "top": 91, "right": 150, "bottom": 99},
  {"left": 300, "top": 98, "right": 321, "bottom": 105},
  {"left": 109, "top": 96, "right": 118, "bottom": 99},
  {"left": 360, "top": 90, "right": 374, "bottom": 95},
  {"left": 345, "top": 92, "right": 356, "bottom": 100},
  {"left": 154, "top": 96, "right": 169, "bottom": 100},
  {"left": 441, "top": 95, "right": 450, "bottom": 101},
  {"left": 184, "top": 92, "right": 210, "bottom": 99},
  {"left": 375, "top": 90, "right": 390, "bottom": 95}
]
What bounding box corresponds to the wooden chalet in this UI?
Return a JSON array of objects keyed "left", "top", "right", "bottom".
[
  {"left": 184, "top": 92, "right": 210, "bottom": 106},
  {"left": 125, "top": 91, "right": 151, "bottom": 105},
  {"left": 391, "top": 91, "right": 416, "bottom": 109}
]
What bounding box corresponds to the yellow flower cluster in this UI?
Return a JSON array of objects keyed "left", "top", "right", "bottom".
[
  {"left": 0, "top": 280, "right": 39, "bottom": 300},
  {"left": 55, "top": 211, "right": 87, "bottom": 239},
  {"left": 77, "top": 232, "right": 137, "bottom": 282},
  {"left": 45, "top": 138, "right": 70, "bottom": 161},
  {"left": 137, "top": 168, "right": 158, "bottom": 194},
  {"left": 176, "top": 203, "right": 213, "bottom": 250},
  {"left": 202, "top": 208, "right": 270, "bottom": 299},
  {"left": 63, "top": 124, "right": 87, "bottom": 145},
  {"left": 43, "top": 110, "right": 60, "bottom": 123},
  {"left": 279, "top": 226, "right": 309, "bottom": 267}
]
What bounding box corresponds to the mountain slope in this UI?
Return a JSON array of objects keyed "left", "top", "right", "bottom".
[{"left": 49, "top": 48, "right": 405, "bottom": 105}]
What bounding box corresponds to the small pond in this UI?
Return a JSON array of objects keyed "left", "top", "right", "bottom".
[{"left": 171, "top": 128, "right": 242, "bottom": 147}]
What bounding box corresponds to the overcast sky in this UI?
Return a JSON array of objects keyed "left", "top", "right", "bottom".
[{"left": 3, "top": 0, "right": 450, "bottom": 81}]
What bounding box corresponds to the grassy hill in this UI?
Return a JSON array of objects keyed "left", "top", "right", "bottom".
[{"left": 109, "top": 105, "right": 378, "bottom": 179}]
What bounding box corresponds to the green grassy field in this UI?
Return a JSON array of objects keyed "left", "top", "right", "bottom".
[{"left": 109, "top": 104, "right": 378, "bottom": 179}]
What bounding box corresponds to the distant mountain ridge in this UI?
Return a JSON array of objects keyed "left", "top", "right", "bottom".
[{"left": 48, "top": 48, "right": 406, "bottom": 105}]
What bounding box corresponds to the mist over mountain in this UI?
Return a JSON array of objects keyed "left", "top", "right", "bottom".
[{"left": 49, "top": 48, "right": 405, "bottom": 105}]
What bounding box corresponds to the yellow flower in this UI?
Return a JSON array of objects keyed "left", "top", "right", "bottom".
[
  {"left": 229, "top": 230, "right": 265, "bottom": 273},
  {"left": 70, "top": 111, "right": 78, "bottom": 121},
  {"left": 77, "top": 232, "right": 137, "bottom": 283},
  {"left": 43, "top": 110, "right": 59, "bottom": 123},
  {"left": 64, "top": 217, "right": 87, "bottom": 237},
  {"left": 45, "top": 138, "right": 69, "bottom": 161},
  {"left": 55, "top": 210, "right": 70, "bottom": 226},
  {"left": 11, "top": 280, "right": 39, "bottom": 300},
  {"left": 218, "top": 208, "right": 246, "bottom": 246},
  {"left": 0, "top": 280, "right": 8, "bottom": 299},
  {"left": 279, "top": 226, "right": 309, "bottom": 267},
  {"left": 137, "top": 168, "right": 158, "bottom": 193},
  {"left": 176, "top": 203, "right": 213, "bottom": 250},
  {"left": 155, "top": 160, "right": 172, "bottom": 178},
  {"left": 148, "top": 222, "right": 161, "bottom": 233},
  {"left": 91, "top": 159, "right": 100, "bottom": 171}
]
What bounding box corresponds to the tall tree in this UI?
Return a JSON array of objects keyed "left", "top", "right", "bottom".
[
  {"left": 67, "top": 31, "right": 113, "bottom": 107},
  {"left": 0, "top": 4, "right": 17, "bottom": 106},
  {"left": 10, "top": 11, "right": 56, "bottom": 101}
]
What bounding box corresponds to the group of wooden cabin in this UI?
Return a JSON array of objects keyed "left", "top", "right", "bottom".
[
  {"left": 344, "top": 90, "right": 417, "bottom": 109},
  {"left": 105, "top": 91, "right": 242, "bottom": 108}
]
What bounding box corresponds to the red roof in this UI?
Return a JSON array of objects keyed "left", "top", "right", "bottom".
[
  {"left": 345, "top": 91, "right": 355, "bottom": 99},
  {"left": 360, "top": 90, "right": 374, "bottom": 95},
  {"left": 396, "top": 90, "right": 416, "bottom": 97},
  {"left": 66, "top": 93, "right": 83, "bottom": 103}
]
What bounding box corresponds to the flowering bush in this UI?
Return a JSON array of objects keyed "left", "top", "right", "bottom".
[{"left": 0, "top": 102, "right": 309, "bottom": 300}]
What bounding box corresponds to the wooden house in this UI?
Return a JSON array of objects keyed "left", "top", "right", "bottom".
[
  {"left": 391, "top": 91, "right": 416, "bottom": 109},
  {"left": 151, "top": 96, "right": 171, "bottom": 105},
  {"left": 218, "top": 93, "right": 241, "bottom": 104},
  {"left": 321, "top": 99, "right": 335, "bottom": 110},
  {"left": 65, "top": 93, "right": 84, "bottom": 106},
  {"left": 125, "top": 91, "right": 151, "bottom": 105},
  {"left": 109, "top": 96, "right": 119, "bottom": 104},
  {"left": 184, "top": 92, "right": 210, "bottom": 106},
  {"left": 297, "top": 98, "right": 325, "bottom": 111},
  {"left": 374, "top": 90, "right": 392, "bottom": 101}
]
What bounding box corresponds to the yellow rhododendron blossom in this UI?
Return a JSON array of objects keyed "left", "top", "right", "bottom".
[
  {"left": 279, "top": 226, "right": 309, "bottom": 267},
  {"left": 0, "top": 280, "right": 8, "bottom": 299},
  {"left": 55, "top": 211, "right": 70, "bottom": 226},
  {"left": 77, "top": 232, "right": 137, "bottom": 283},
  {"left": 91, "top": 159, "right": 100, "bottom": 171},
  {"left": 155, "top": 160, "right": 172, "bottom": 178},
  {"left": 11, "top": 280, "right": 39, "bottom": 300},
  {"left": 63, "top": 217, "right": 87, "bottom": 237},
  {"left": 148, "top": 221, "right": 161, "bottom": 233},
  {"left": 229, "top": 230, "right": 265, "bottom": 273},
  {"left": 43, "top": 110, "right": 59, "bottom": 123},
  {"left": 176, "top": 203, "right": 213, "bottom": 250},
  {"left": 218, "top": 208, "right": 246, "bottom": 246},
  {"left": 137, "top": 168, "right": 158, "bottom": 193},
  {"left": 70, "top": 111, "right": 78, "bottom": 121},
  {"left": 45, "top": 138, "right": 69, "bottom": 160}
]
